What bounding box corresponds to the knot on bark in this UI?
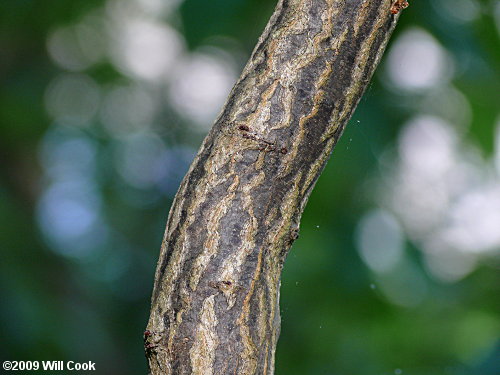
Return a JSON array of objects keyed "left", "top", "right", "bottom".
[{"left": 236, "top": 124, "right": 288, "bottom": 154}]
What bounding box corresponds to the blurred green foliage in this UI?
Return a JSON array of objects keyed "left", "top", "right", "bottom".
[{"left": 0, "top": 0, "right": 499, "bottom": 374}]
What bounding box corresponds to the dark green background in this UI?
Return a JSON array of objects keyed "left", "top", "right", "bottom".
[{"left": 1, "top": 0, "right": 499, "bottom": 374}]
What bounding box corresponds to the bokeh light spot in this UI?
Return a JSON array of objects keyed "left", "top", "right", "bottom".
[
  {"left": 356, "top": 209, "right": 404, "bottom": 273},
  {"left": 114, "top": 132, "right": 166, "bottom": 189},
  {"left": 45, "top": 74, "right": 100, "bottom": 127},
  {"left": 100, "top": 84, "right": 157, "bottom": 136},
  {"left": 109, "top": 18, "right": 184, "bottom": 82},
  {"left": 385, "top": 28, "right": 452, "bottom": 92},
  {"left": 168, "top": 50, "right": 238, "bottom": 127},
  {"left": 36, "top": 179, "right": 105, "bottom": 258}
]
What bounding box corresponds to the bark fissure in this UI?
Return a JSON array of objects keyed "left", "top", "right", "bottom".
[{"left": 146, "top": 0, "right": 402, "bottom": 374}]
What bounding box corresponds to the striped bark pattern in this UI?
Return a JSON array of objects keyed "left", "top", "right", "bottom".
[{"left": 146, "top": 0, "right": 401, "bottom": 373}]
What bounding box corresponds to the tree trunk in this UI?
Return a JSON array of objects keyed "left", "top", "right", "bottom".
[{"left": 146, "top": 0, "right": 402, "bottom": 373}]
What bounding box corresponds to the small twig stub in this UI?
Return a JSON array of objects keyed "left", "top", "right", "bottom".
[{"left": 390, "top": 0, "right": 409, "bottom": 14}]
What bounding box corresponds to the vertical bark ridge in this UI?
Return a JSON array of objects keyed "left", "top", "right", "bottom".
[{"left": 146, "top": 0, "right": 402, "bottom": 374}]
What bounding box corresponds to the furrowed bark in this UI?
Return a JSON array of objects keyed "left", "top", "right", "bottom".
[{"left": 146, "top": 0, "right": 402, "bottom": 373}]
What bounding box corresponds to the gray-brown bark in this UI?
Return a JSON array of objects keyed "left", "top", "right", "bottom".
[{"left": 146, "top": 0, "right": 403, "bottom": 374}]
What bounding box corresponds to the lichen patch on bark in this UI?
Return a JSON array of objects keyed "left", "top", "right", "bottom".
[{"left": 190, "top": 295, "right": 218, "bottom": 375}]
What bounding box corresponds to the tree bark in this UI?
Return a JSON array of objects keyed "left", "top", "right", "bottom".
[{"left": 146, "top": 0, "right": 402, "bottom": 373}]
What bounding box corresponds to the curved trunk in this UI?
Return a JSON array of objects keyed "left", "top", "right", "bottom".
[{"left": 146, "top": 0, "right": 402, "bottom": 373}]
